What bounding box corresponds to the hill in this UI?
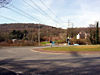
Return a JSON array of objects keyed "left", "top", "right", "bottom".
[{"left": 0, "top": 23, "right": 66, "bottom": 42}]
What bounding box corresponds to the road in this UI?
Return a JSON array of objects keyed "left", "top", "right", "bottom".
[{"left": 0, "top": 47, "right": 100, "bottom": 75}]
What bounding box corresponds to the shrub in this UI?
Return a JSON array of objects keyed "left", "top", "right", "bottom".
[
  {"left": 70, "top": 38, "right": 87, "bottom": 45},
  {"left": 56, "top": 40, "right": 66, "bottom": 44},
  {"left": 0, "top": 36, "right": 5, "bottom": 42}
]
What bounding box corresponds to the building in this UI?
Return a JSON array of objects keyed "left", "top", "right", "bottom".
[{"left": 76, "top": 32, "right": 88, "bottom": 39}]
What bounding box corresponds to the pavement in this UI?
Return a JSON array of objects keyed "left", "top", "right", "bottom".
[{"left": 0, "top": 46, "right": 100, "bottom": 75}]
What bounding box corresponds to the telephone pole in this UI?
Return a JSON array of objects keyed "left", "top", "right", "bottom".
[
  {"left": 38, "top": 24, "right": 40, "bottom": 46},
  {"left": 68, "top": 19, "right": 70, "bottom": 27},
  {"left": 66, "top": 20, "right": 74, "bottom": 38},
  {"left": 67, "top": 19, "right": 71, "bottom": 37}
]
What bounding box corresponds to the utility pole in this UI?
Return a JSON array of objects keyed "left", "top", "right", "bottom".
[
  {"left": 38, "top": 24, "right": 40, "bottom": 46},
  {"left": 72, "top": 23, "right": 74, "bottom": 28},
  {"left": 67, "top": 20, "right": 74, "bottom": 28},
  {"left": 71, "top": 22, "right": 74, "bottom": 38},
  {"left": 68, "top": 19, "right": 70, "bottom": 27},
  {"left": 66, "top": 19, "right": 70, "bottom": 45},
  {"left": 67, "top": 19, "right": 71, "bottom": 37}
]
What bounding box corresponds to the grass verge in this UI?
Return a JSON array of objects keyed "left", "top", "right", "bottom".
[{"left": 43, "top": 45, "right": 100, "bottom": 52}]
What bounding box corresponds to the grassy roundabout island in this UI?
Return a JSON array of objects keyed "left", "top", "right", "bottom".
[{"left": 43, "top": 45, "right": 100, "bottom": 52}]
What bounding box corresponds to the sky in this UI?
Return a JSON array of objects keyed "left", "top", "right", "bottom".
[{"left": 0, "top": 0, "right": 100, "bottom": 29}]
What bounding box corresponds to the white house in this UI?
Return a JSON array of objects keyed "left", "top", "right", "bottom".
[
  {"left": 76, "top": 34, "right": 80, "bottom": 39},
  {"left": 76, "top": 32, "right": 88, "bottom": 39}
]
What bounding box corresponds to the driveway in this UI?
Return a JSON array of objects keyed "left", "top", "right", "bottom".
[{"left": 0, "top": 47, "right": 100, "bottom": 75}]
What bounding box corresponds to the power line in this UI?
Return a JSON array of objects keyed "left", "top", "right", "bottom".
[
  {"left": 30, "top": 0, "right": 58, "bottom": 24},
  {"left": 0, "top": 0, "right": 41, "bottom": 23},
  {"left": 5, "top": 7, "right": 34, "bottom": 21},
  {"left": 4, "top": 4, "right": 40, "bottom": 23},
  {"left": 11, "top": 5, "right": 39, "bottom": 22},
  {"left": 39, "top": 0, "right": 64, "bottom": 23},
  {"left": 23, "top": 0, "right": 44, "bottom": 16},
  {"left": 23, "top": 0, "right": 57, "bottom": 24},
  {"left": 23, "top": 0, "right": 61, "bottom": 27},
  {"left": 40, "top": 0, "right": 55, "bottom": 15},
  {"left": 39, "top": 0, "right": 57, "bottom": 19},
  {"left": 0, "top": 15, "right": 18, "bottom": 22},
  {"left": 39, "top": 0, "right": 64, "bottom": 28}
]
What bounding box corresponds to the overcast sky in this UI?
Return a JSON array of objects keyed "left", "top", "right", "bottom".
[{"left": 0, "top": 0, "right": 100, "bottom": 28}]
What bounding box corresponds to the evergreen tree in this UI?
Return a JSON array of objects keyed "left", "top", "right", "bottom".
[{"left": 96, "top": 22, "right": 99, "bottom": 44}]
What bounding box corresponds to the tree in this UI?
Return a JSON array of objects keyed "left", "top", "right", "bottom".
[
  {"left": 10, "top": 30, "right": 24, "bottom": 40},
  {"left": 10, "top": 30, "right": 17, "bottom": 39},
  {"left": 23, "top": 30, "right": 28, "bottom": 40},
  {"left": 16, "top": 30, "right": 24, "bottom": 39},
  {"left": 67, "top": 28, "right": 78, "bottom": 38},
  {"left": 89, "top": 22, "right": 99, "bottom": 44},
  {"left": 96, "top": 22, "right": 99, "bottom": 44},
  {"left": 88, "top": 25, "right": 96, "bottom": 44},
  {"left": 0, "top": 34, "right": 5, "bottom": 42}
]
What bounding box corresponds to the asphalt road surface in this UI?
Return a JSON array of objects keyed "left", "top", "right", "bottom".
[{"left": 0, "top": 47, "right": 100, "bottom": 75}]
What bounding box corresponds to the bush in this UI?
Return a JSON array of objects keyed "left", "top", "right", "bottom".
[
  {"left": 0, "top": 36, "right": 5, "bottom": 42},
  {"left": 56, "top": 40, "right": 66, "bottom": 44},
  {"left": 0, "top": 40, "right": 38, "bottom": 46},
  {"left": 11, "top": 40, "right": 38, "bottom": 46},
  {"left": 0, "top": 42, "right": 10, "bottom": 46},
  {"left": 70, "top": 39, "right": 87, "bottom": 45}
]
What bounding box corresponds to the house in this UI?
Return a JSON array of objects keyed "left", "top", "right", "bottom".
[{"left": 76, "top": 32, "right": 88, "bottom": 39}]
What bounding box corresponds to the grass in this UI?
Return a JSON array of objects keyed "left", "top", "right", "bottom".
[
  {"left": 41, "top": 41, "right": 50, "bottom": 45},
  {"left": 43, "top": 45, "right": 100, "bottom": 51}
]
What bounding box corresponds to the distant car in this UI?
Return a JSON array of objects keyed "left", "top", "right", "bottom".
[{"left": 73, "top": 44, "right": 79, "bottom": 46}]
